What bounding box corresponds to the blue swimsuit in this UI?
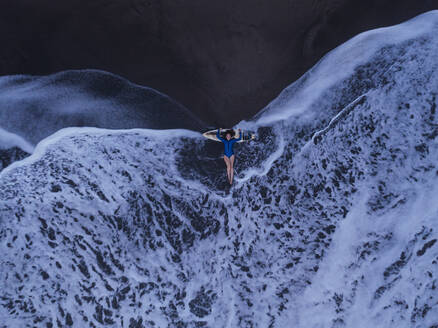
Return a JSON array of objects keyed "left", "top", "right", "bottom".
[{"left": 217, "top": 129, "right": 242, "bottom": 158}]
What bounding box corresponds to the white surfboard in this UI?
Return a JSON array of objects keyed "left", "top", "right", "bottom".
[{"left": 202, "top": 129, "right": 256, "bottom": 143}]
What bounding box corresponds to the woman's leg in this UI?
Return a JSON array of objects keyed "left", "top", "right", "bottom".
[
  {"left": 229, "top": 155, "right": 235, "bottom": 184},
  {"left": 223, "top": 156, "right": 231, "bottom": 183}
]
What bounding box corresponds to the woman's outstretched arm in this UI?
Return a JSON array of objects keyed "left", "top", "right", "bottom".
[{"left": 216, "top": 128, "right": 225, "bottom": 141}]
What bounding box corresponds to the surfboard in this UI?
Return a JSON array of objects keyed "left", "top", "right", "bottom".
[{"left": 202, "top": 129, "right": 256, "bottom": 143}]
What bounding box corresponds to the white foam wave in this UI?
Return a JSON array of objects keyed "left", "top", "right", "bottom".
[
  {"left": 0, "top": 127, "right": 34, "bottom": 153},
  {"left": 254, "top": 10, "right": 438, "bottom": 126}
]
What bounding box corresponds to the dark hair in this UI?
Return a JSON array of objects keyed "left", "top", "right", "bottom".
[{"left": 225, "top": 130, "right": 233, "bottom": 137}]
